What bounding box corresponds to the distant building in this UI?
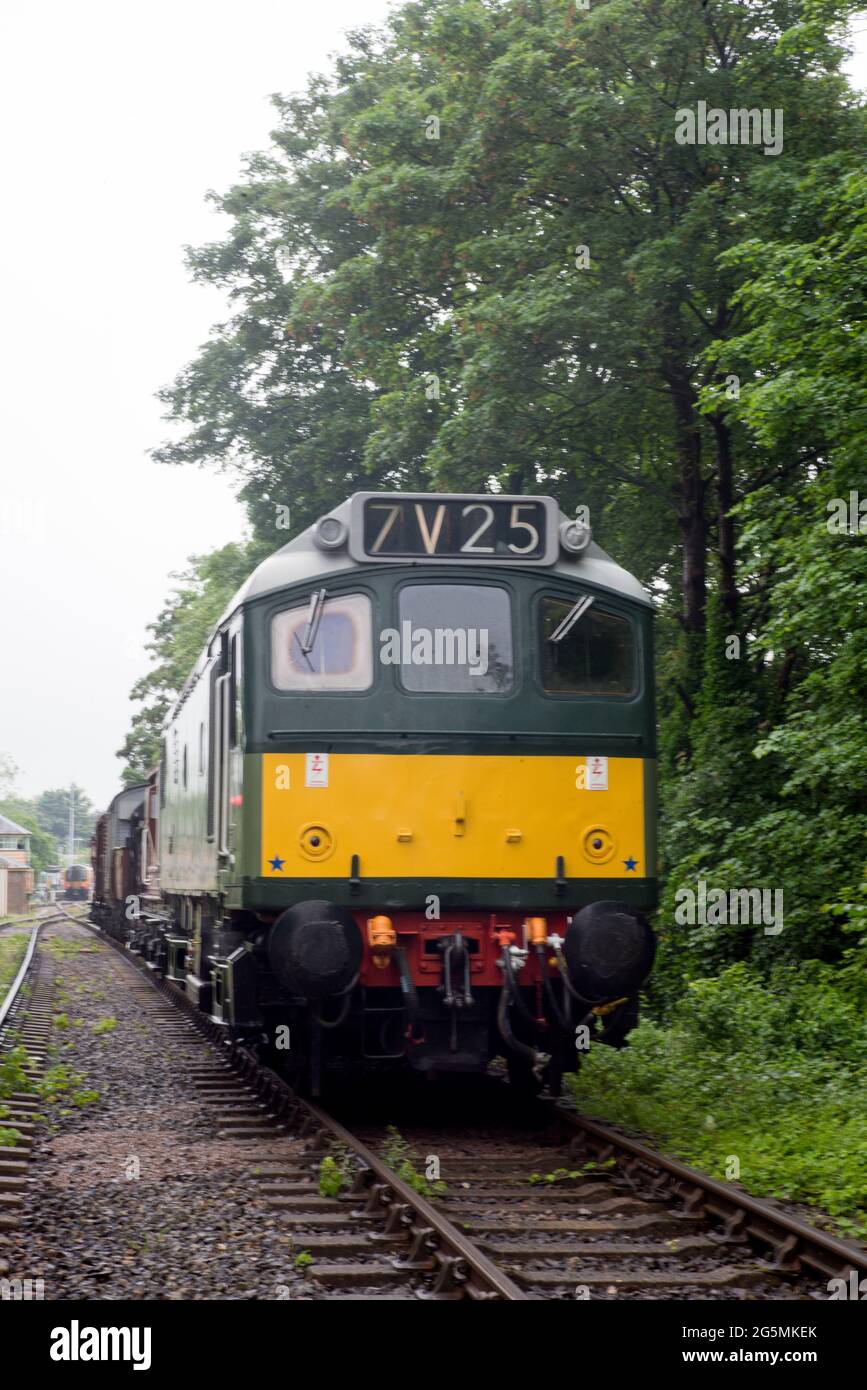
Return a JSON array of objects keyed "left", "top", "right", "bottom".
[
  {"left": 0, "top": 814, "right": 32, "bottom": 864},
  {"left": 0, "top": 814, "right": 34, "bottom": 914}
]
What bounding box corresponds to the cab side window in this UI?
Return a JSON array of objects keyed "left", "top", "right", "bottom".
[
  {"left": 539, "top": 595, "right": 636, "bottom": 696},
  {"left": 271, "top": 593, "right": 373, "bottom": 691}
]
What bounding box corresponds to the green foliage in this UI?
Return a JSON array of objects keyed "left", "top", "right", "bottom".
[
  {"left": 293, "top": 1251, "right": 314, "bottom": 1270},
  {"left": 153, "top": 0, "right": 857, "bottom": 622},
  {"left": 382, "top": 1124, "right": 447, "bottom": 1197},
  {"left": 70, "top": 1088, "right": 100, "bottom": 1108},
  {"left": 34, "top": 786, "right": 97, "bottom": 848},
  {"left": 0, "top": 769, "right": 96, "bottom": 875},
  {"left": 117, "top": 542, "right": 263, "bottom": 782},
  {"left": 528, "top": 1161, "right": 614, "bottom": 1185},
  {"left": 93, "top": 1017, "right": 119, "bottom": 1035},
  {"left": 0, "top": 933, "right": 29, "bottom": 997},
  {"left": 824, "top": 874, "right": 867, "bottom": 1010},
  {"left": 318, "top": 1148, "right": 353, "bottom": 1197},
  {"left": 656, "top": 151, "right": 867, "bottom": 1006},
  {"left": 0, "top": 1046, "right": 35, "bottom": 1100},
  {"left": 573, "top": 963, "right": 867, "bottom": 1233},
  {"left": 0, "top": 798, "right": 58, "bottom": 879},
  {"left": 0, "top": 1045, "right": 36, "bottom": 1145},
  {"left": 43, "top": 937, "right": 101, "bottom": 958},
  {"left": 0, "top": 752, "right": 18, "bottom": 799},
  {"left": 38, "top": 1064, "right": 100, "bottom": 1109}
]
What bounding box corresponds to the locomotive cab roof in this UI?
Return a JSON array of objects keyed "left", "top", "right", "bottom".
[{"left": 231, "top": 493, "right": 651, "bottom": 615}]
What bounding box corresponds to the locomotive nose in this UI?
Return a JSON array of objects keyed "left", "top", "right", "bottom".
[
  {"left": 564, "top": 900, "right": 655, "bottom": 1001},
  {"left": 268, "top": 900, "right": 362, "bottom": 999}
]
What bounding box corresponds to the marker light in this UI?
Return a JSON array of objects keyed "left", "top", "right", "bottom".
[
  {"left": 313, "top": 515, "right": 348, "bottom": 551},
  {"left": 560, "top": 519, "right": 592, "bottom": 554}
]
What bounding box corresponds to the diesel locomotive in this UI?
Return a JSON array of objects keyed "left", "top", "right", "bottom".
[
  {"left": 63, "top": 864, "right": 93, "bottom": 901},
  {"left": 92, "top": 492, "right": 657, "bottom": 1094}
]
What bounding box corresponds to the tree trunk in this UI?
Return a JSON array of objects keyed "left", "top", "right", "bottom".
[
  {"left": 668, "top": 373, "right": 707, "bottom": 633},
  {"left": 712, "top": 412, "right": 737, "bottom": 623}
]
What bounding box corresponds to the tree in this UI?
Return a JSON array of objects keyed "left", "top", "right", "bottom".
[
  {"left": 656, "top": 148, "right": 867, "bottom": 1002},
  {"left": 155, "top": 0, "right": 857, "bottom": 645},
  {"left": 139, "top": 0, "right": 865, "bottom": 1009},
  {"left": 0, "top": 796, "right": 58, "bottom": 879},
  {"left": 0, "top": 762, "right": 66, "bottom": 875},
  {"left": 118, "top": 542, "right": 261, "bottom": 783},
  {"left": 35, "top": 787, "right": 97, "bottom": 850},
  {"left": 0, "top": 753, "right": 18, "bottom": 800}
]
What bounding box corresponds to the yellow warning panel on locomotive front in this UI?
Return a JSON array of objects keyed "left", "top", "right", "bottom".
[{"left": 261, "top": 753, "right": 646, "bottom": 880}]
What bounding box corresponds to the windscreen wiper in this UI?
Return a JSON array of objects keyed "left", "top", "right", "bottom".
[
  {"left": 300, "top": 588, "right": 327, "bottom": 655},
  {"left": 549, "top": 594, "right": 594, "bottom": 643}
]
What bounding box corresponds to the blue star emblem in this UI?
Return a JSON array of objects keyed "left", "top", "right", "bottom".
[
  {"left": 623, "top": 856, "right": 638, "bottom": 872},
  {"left": 269, "top": 854, "right": 285, "bottom": 872}
]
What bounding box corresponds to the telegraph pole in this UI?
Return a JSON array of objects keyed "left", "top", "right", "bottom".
[{"left": 68, "top": 784, "right": 75, "bottom": 863}]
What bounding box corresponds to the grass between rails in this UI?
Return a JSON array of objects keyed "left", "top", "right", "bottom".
[
  {"left": 41, "top": 936, "right": 103, "bottom": 959},
  {"left": 0, "top": 932, "right": 30, "bottom": 999},
  {"left": 0, "top": 929, "right": 98, "bottom": 1008},
  {"left": 0, "top": 935, "right": 105, "bottom": 1144},
  {"left": 318, "top": 1127, "right": 448, "bottom": 1201},
  {"left": 569, "top": 962, "right": 867, "bottom": 1238}
]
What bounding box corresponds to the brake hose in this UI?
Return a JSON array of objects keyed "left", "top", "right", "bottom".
[
  {"left": 501, "top": 944, "right": 536, "bottom": 1025},
  {"left": 535, "top": 942, "right": 571, "bottom": 1032},
  {"left": 395, "top": 946, "right": 425, "bottom": 1040},
  {"left": 496, "top": 983, "right": 550, "bottom": 1076}
]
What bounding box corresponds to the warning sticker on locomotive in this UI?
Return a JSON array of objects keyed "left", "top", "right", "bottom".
[
  {"left": 305, "top": 753, "right": 329, "bottom": 787},
  {"left": 586, "top": 756, "right": 608, "bottom": 790}
]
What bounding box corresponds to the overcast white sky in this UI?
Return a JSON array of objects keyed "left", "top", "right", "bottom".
[
  {"left": 0, "top": 0, "right": 397, "bottom": 810},
  {"left": 0, "top": 2, "right": 864, "bottom": 812}
]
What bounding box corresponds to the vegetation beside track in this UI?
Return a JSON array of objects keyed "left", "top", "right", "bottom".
[
  {"left": 0, "top": 931, "right": 29, "bottom": 998},
  {"left": 572, "top": 955, "right": 867, "bottom": 1238}
]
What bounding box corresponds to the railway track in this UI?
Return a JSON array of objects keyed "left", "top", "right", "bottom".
[
  {"left": 0, "top": 903, "right": 76, "bottom": 935},
  {"left": 347, "top": 1112, "right": 867, "bottom": 1299},
  {"left": 0, "top": 911, "right": 71, "bottom": 1266},
  {"left": 7, "top": 911, "right": 866, "bottom": 1301},
  {"left": 89, "top": 917, "right": 867, "bottom": 1300}
]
